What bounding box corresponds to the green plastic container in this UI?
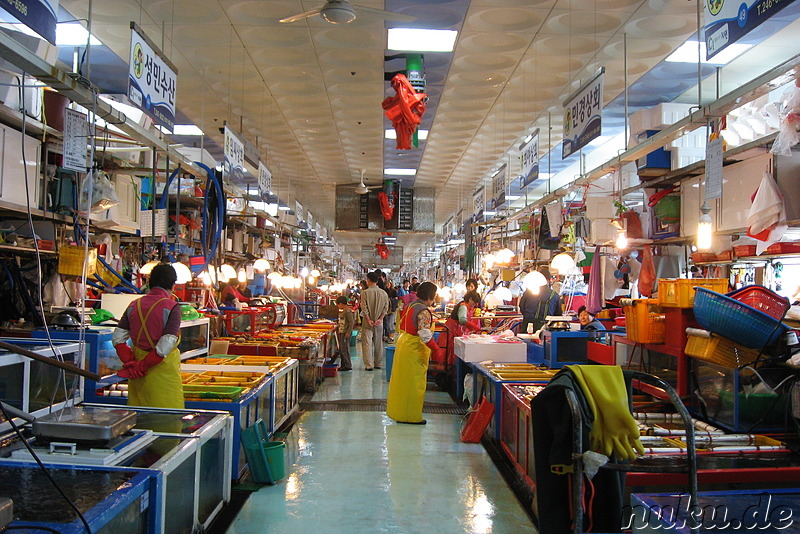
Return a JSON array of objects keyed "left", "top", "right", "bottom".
[
  {"left": 350, "top": 330, "right": 357, "bottom": 347},
  {"left": 241, "top": 419, "right": 286, "bottom": 484},
  {"left": 183, "top": 384, "right": 243, "bottom": 399},
  {"left": 263, "top": 441, "right": 286, "bottom": 481}
]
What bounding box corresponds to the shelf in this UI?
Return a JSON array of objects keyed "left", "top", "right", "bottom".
[
  {"left": 0, "top": 200, "right": 72, "bottom": 223},
  {"left": 0, "top": 104, "right": 61, "bottom": 140},
  {"left": 0, "top": 244, "right": 58, "bottom": 255}
]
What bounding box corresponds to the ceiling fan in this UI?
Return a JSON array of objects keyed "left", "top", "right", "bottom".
[
  {"left": 280, "top": 0, "right": 415, "bottom": 24},
  {"left": 354, "top": 169, "right": 381, "bottom": 195}
]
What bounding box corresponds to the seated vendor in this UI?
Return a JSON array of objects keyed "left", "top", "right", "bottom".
[{"left": 578, "top": 306, "right": 606, "bottom": 331}]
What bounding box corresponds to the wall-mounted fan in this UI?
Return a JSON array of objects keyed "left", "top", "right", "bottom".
[{"left": 280, "top": 0, "right": 415, "bottom": 24}]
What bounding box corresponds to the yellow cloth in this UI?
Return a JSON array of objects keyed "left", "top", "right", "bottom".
[
  {"left": 127, "top": 345, "right": 184, "bottom": 409},
  {"left": 568, "top": 365, "right": 644, "bottom": 461},
  {"left": 386, "top": 331, "right": 429, "bottom": 423}
]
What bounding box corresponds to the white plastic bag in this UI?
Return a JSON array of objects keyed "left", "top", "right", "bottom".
[
  {"left": 770, "top": 85, "right": 800, "bottom": 156},
  {"left": 79, "top": 170, "right": 119, "bottom": 214},
  {"left": 746, "top": 171, "right": 787, "bottom": 255}
]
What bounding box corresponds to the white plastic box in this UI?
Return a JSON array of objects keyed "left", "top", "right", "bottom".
[{"left": 454, "top": 337, "right": 527, "bottom": 363}]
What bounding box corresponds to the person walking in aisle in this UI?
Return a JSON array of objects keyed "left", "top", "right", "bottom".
[
  {"left": 518, "top": 268, "right": 563, "bottom": 334},
  {"left": 112, "top": 263, "right": 184, "bottom": 409},
  {"left": 335, "top": 296, "right": 355, "bottom": 371},
  {"left": 409, "top": 276, "right": 420, "bottom": 292},
  {"left": 397, "top": 279, "right": 410, "bottom": 298},
  {"left": 360, "top": 271, "right": 389, "bottom": 371},
  {"left": 384, "top": 280, "right": 398, "bottom": 344},
  {"left": 386, "top": 282, "right": 443, "bottom": 425}
]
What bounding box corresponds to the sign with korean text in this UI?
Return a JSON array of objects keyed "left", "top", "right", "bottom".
[
  {"left": 63, "top": 108, "right": 89, "bottom": 172},
  {"left": 562, "top": 68, "right": 604, "bottom": 159},
  {"left": 704, "top": 0, "right": 797, "bottom": 60},
  {"left": 295, "top": 201, "right": 303, "bottom": 221},
  {"left": 223, "top": 125, "right": 245, "bottom": 184},
  {"left": 491, "top": 164, "right": 507, "bottom": 210},
  {"left": 0, "top": 0, "right": 58, "bottom": 44},
  {"left": 705, "top": 137, "right": 724, "bottom": 200},
  {"left": 473, "top": 187, "right": 485, "bottom": 220},
  {"left": 258, "top": 162, "right": 271, "bottom": 201},
  {"left": 307, "top": 211, "right": 313, "bottom": 228},
  {"left": 519, "top": 129, "right": 540, "bottom": 188},
  {"left": 128, "top": 22, "right": 177, "bottom": 130},
  {"left": 455, "top": 209, "right": 463, "bottom": 235}
]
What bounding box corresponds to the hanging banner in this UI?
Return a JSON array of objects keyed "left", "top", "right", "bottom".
[
  {"left": 307, "top": 211, "right": 314, "bottom": 228},
  {"left": 0, "top": 0, "right": 58, "bottom": 44},
  {"left": 473, "top": 186, "right": 485, "bottom": 220},
  {"left": 705, "top": 137, "right": 724, "bottom": 200},
  {"left": 455, "top": 209, "right": 463, "bottom": 235},
  {"left": 63, "top": 108, "right": 89, "bottom": 172},
  {"left": 491, "top": 164, "right": 507, "bottom": 210},
  {"left": 704, "top": 0, "right": 797, "bottom": 60},
  {"left": 562, "top": 68, "right": 604, "bottom": 159},
  {"left": 223, "top": 125, "right": 245, "bottom": 184},
  {"left": 519, "top": 129, "right": 540, "bottom": 188},
  {"left": 257, "top": 162, "right": 271, "bottom": 201},
  {"left": 128, "top": 22, "right": 177, "bottom": 130},
  {"left": 295, "top": 201, "right": 303, "bottom": 222}
]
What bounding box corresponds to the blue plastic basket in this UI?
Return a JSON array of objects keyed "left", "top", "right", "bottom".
[{"left": 693, "top": 287, "right": 788, "bottom": 349}]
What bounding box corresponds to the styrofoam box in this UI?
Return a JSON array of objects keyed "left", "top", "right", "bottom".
[
  {"left": 649, "top": 102, "right": 693, "bottom": 129},
  {"left": 585, "top": 195, "right": 615, "bottom": 219},
  {"left": 628, "top": 108, "right": 652, "bottom": 137},
  {"left": 670, "top": 147, "right": 706, "bottom": 170},
  {"left": 454, "top": 337, "right": 527, "bottom": 363}
]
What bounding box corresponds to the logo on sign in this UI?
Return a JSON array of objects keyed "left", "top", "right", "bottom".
[
  {"left": 707, "top": 0, "right": 725, "bottom": 15},
  {"left": 133, "top": 43, "right": 144, "bottom": 79}
]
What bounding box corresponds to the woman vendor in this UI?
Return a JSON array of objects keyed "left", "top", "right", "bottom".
[
  {"left": 386, "top": 282, "right": 443, "bottom": 425},
  {"left": 112, "top": 263, "right": 184, "bottom": 409},
  {"left": 437, "top": 291, "right": 482, "bottom": 366}
]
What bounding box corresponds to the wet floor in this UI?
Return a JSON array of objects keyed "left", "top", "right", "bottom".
[{"left": 227, "top": 344, "right": 536, "bottom": 533}]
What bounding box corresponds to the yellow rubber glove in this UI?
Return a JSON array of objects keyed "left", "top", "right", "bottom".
[{"left": 569, "top": 365, "right": 645, "bottom": 461}]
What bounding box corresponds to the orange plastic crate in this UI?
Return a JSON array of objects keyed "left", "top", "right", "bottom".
[
  {"left": 658, "top": 278, "right": 728, "bottom": 308},
  {"left": 622, "top": 299, "right": 665, "bottom": 344}
]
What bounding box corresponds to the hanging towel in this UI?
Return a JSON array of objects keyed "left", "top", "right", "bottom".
[
  {"left": 746, "top": 171, "right": 787, "bottom": 255},
  {"left": 638, "top": 245, "right": 656, "bottom": 297},
  {"left": 585, "top": 246, "right": 603, "bottom": 314},
  {"left": 603, "top": 257, "right": 618, "bottom": 301}
]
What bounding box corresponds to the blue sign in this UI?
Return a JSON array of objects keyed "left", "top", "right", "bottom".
[
  {"left": 0, "top": 0, "right": 58, "bottom": 44},
  {"left": 705, "top": 0, "right": 798, "bottom": 59},
  {"left": 128, "top": 22, "right": 177, "bottom": 130}
]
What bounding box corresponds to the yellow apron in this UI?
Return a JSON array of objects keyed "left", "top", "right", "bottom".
[
  {"left": 386, "top": 330, "right": 430, "bottom": 423},
  {"left": 127, "top": 299, "right": 185, "bottom": 409}
]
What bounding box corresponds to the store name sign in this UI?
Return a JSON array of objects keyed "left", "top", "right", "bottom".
[
  {"left": 128, "top": 22, "right": 177, "bottom": 130},
  {"left": 223, "top": 125, "right": 245, "bottom": 184},
  {"left": 0, "top": 0, "right": 58, "bottom": 44},
  {"left": 519, "top": 129, "right": 539, "bottom": 188},
  {"left": 562, "top": 68, "right": 604, "bottom": 159},
  {"left": 258, "top": 162, "right": 271, "bottom": 201},
  {"left": 704, "top": 0, "right": 797, "bottom": 59},
  {"left": 491, "top": 164, "right": 507, "bottom": 210},
  {"left": 473, "top": 187, "right": 485, "bottom": 220}
]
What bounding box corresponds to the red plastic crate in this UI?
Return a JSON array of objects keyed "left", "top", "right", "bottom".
[
  {"left": 727, "top": 285, "right": 790, "bottom": 320},
  {"left": 765, "top": 242, "right": 800, "bottom": 255},
  {"left": 716, "top": 250, "right": 732, "bottom": 261},
  {"left": 734, "top": 245, "right": 757, "bottom": 257},
  {"left": 691, "top": 252, "right": 717, "bottom": 263}
]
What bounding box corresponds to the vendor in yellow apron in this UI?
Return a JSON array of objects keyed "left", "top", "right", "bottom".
[
  {"left": 386, "top": 282, "right": 442, "bottom": 425},
  {"left": 112, "top": 263, "right": 184, "bottom": 409}
]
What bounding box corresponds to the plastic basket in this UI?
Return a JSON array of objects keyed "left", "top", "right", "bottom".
[
  {"left": 241, "top": 419, "right": 285, "bottom": 484},
  {"left": 182, "top": 384, "right": 244, "bottom": 399},
  {"left": 57, "top": 245, "right": 98, "bottom": 277},
  {"left": 726, "top": 285, "right": 789, "bottom": 320},
  {"left": 658, "top": 278, "right": 728, "bottom": 308},
  {"left": 693, "top": 288, "right": 789, "bottom": 349},
  {"left": 684, "top": 329, "right": 760, "bottom": 368},
  {"left": 622, "top": 299, "right": 665, "bottom": 344}
]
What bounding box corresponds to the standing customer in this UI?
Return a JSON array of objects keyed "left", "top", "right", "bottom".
[
  {"left": 112, "top": 263, "right": 184, "bottom": 409},
  {"left": 360, "top": 271, "right": 389, "bottom": 371},
  {"left": 397, "top": 279, "right": 410, "bottom": 298},
  {"left": 387, "top": 282, "right": 443, "bottom": 425},
  {"left": 384, "top": 280, "right": 399, "bottom": 344},
  {"left": 335, "top": 296, "right": 355, "bottom": 371}
]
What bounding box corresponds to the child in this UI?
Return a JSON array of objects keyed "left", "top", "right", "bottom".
[{"left": 336, "top": 296, "right": 355, "bottom": 371}]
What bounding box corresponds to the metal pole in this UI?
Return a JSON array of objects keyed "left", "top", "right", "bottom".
[
  {"left": 152, "top": 147, "right": 157, "bottom": 250},
  {"left": 624, "top": 33, "right": 629, "bottom": 150},
  {"left": 696, "top": 0, "right": 703, "bottom": 107}
]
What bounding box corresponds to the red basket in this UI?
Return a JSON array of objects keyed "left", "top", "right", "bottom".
[{"left": 727, "top": 285, "right": 789, "bottom": 320}]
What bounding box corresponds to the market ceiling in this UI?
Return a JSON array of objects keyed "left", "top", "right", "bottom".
[{"left": 55, "top": 0, "right": 800, "bottom": 264}]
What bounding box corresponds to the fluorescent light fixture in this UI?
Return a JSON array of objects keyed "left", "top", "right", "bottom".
[
  {"left": 506, "top": 195, "right": 521, "bottom": 201},
  {"left": 387, "top": 28, "right": 458, "bottom": 53},
  {"left": 385, "top": 129, "right": 428, "bottom": 140},
  {"left": 490, "top": 168, "right": 502, "bottom": 178},
  {"left": 278, "top": 205, "right": 291, "bottom": 211},
  {"left": 173, "top": 124, "right": 204, "bottom": 136},
  {"left": 99, "top": 96, "right": 144, "bottom": 124},
  {"left": 155, "top": 124, "right": 172, "bottom": 134},
  {"left": 483, "top": 211, "right": 497, "bottom": 216},
  {"left": 384, "top": 168, "right": 416, "bottom": 176},
  {"left": 665, "top": 40, "right": 752, "bottom": 65},
  {"left": 56, "top": 23, "right": 101, "bottom": 46}
]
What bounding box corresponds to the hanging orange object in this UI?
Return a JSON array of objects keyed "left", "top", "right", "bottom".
[
  {"left": 375, "top": 243, "right": 390, "bottom": 259},
  {"left": 378, "top": 191, "right": 395, "bottom": 220},
  {"left": 638, "top": 245, "right": 656, "bottom": 297},
  {"left": 382, "top": 73, "right": 427, "bottom": 150}
]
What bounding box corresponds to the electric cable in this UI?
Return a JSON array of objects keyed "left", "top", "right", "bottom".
[{"left": 0, "top": 402, "right": 92, "bottom": 533}]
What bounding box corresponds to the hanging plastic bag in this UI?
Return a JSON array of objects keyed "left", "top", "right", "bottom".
[
  {"left": 638, "top": 245, "right": 656, "bottom": 297},
  {"left": 79, "top": 170, "right": 119, "bottom": 213},
  {"left": 746, "top": 171, "right": 787, "bottom": 255},
  {"left": 771, "top": 81, "right": 800, "bottom": 156}
]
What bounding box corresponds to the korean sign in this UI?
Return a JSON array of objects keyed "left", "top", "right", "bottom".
[
  {"left": 491, "top": 164, "right": 507, "bottom": 210},
  {"left": 519, "top": 129, "right": 539, "bottom": 188},
  {"left": 223, "top": 125, "right": 245, "bottom": 184},
  {"left": 128, "top": 22, "right": 177, "bottom": 130},
  {"left": 63, "top": 108, "right": 88, "bottom": 172},
  {"left": 473, "top": 187, "right": 485, "bottom": 220},
  {"left": 258, "top": 162, "right": 271, "bottom": 201},
  {"left": 0, "top": 0, "right": 58, "bottom": 44},
  {"left": 704, "top": 0, "right": 796, "bottom": 60},
  {"left": 562, "top": 68, "right": 604, "bottom": 159}
]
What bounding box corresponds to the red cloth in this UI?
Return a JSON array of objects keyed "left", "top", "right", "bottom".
[
  {"left": 221, "top": 284, "right": 250, "bottom": 305},
  {"left": 382, "top": 74, "right": 427, "bottom": 150}
]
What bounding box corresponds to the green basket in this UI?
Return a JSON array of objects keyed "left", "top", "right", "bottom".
[
  {"left": 654, "top": 195, "right": 681, "bottom": 222},
  {"left": 183, "top": 384, "right": 243, "bottom": 399},
  {"left": 241, "top": 419, "right": 286, "bottom": 484}
]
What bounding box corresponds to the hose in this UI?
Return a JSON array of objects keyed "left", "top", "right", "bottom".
[
  {"left": 97, "top": 256, "right": 142, "bottom": 294},
  {"left": 194, "top": 162, "right": 226, "bottom": 276}
]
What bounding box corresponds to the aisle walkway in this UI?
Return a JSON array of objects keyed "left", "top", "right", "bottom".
[{"left": 228, "top": 347, "right": 536, "bottom": 534}]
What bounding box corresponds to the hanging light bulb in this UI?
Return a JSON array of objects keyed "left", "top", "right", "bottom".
[
  {"left": 220, "top": 264, "right": 236, "bottom": 280},
  {"left": 437, "top": 287, "right": 452, "bottom": 301},
  {"left": 253, "top": 258, "right": 270, "bottom": 272},
  {"left": 697, "top": 201, "right": 713, "bottom": 251},
  {"left": 310, "top": 269, "right": 320, "bottom": 278},
  {"left": 198, "top": 270, "right": 213, "bottom": 286},
  {"left": 495, "top": 248, "right": 515, "bottom": 264},
  {"left": 171, "top": 262, "right": 192, "bottom": 284},
  {"left": 483, "top": 253, "right": 496, "bottom": 269},
  {"left": 494, "top": 286, "right": 513, "bottom": 302},
  {"left": 307, "top": 276, "right": 316, "bottom": 284},
  {"left": 139, "top": 260, "right": 160, "bottom": 275},
  {"left": 616, "top": 231, "right": 628, "bottom": 250},
  {"left": 300, "top": 267, "right": 309, "bottom": 277},
  {"left": 549, "top": 253, "right": 576, "bottom": 275},
  {"left": 238, "top": 269, "right": 247, "bottom": 283},
  {"left": 523, "top": 271, "right": 547, "bottom": 294},
  {"left": 293, "top": 277, "right": 302, "bottom": 289},
  {"left": 267, "top": 271, "right": 282, "bottom": 281}
]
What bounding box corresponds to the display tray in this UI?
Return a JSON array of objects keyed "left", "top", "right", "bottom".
[
  {"left": 32, "top": 406, "right": 137, "bottom": 443},
  {"left": 0, "top": 465, "right": 136, "bottom": 523}
]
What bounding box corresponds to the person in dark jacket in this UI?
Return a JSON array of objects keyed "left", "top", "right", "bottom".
[
  {"left": 518, "top": 269, "right": 562, "bottom": 333},
  {"left": 578, "top": 306, "right": 606, "bottom": 331}
]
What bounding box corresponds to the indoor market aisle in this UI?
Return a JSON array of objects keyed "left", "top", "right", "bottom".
[{"left": 227, "top": 346, "right": 537, "bottom": 534}]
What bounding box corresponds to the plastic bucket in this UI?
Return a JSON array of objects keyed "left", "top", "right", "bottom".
[
  {"left": 263, "top": 441, "right": 286, "bottom": 481},
  {"left": 385, "top": 346, "right": 395, "bottom": 381},
  {"left": 350, "top": 330, "right": 357, "bottom": 347}
]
